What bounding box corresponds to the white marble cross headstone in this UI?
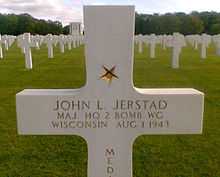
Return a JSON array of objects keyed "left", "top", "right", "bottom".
[
  {"left": 31, "top": 35, "right": 41, "bottom": 50},
  {"left": 72, "top": 36, "right": 77, "bottom": 48},
  {"left": 8, "top": 35, "right": 16, "bottom": 48},
  {"left": 135, "top": 34, "right": 143, "bottom": 54},
  {"left": 0, "top": 34, "right": 3, "bottom": 59},
  {"left": 168, "top": 33, "right": 186, "bottom": 69},
  {"left": 58, "top": 35, "right": 65, "bottom": 53},
  {"left": 212, "top": 35, "right": 220, "bottom": 56},
  {"left": 193, "top": 35, "right": 200, "bottom": 50},
  {"left": 200, "top": 34, "right": 211, "bottom": 59},
  {"left": 16, "top": 6, "right": 204, "bottom": 177},
  {"left": 19, "top": 33, "right": 37, "bottom": 69},
  {"left": 44, "top": 34, "right": 54, "bottom": 59},
  {"left": 2, "top": 35, "right": 9, "bottom": 51},
  {"left": 66, "top": 35, "right": 73, "bottom": 50},
  {"left": 161, "top": 35, "right": 167, "bottom": 50},
  {"left": 149, "top": 34, "right": 157, "bottom": 58}
]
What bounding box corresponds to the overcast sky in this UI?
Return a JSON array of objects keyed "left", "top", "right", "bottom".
[{"left": 0, "top": 0, "right": 220, "bottom": 25}]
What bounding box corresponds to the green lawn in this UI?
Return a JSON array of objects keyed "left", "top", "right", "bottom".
[{"left": 0, "top": 43, "right": 220, "bottom": 177}]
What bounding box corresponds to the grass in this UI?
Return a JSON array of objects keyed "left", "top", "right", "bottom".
[{"left": 0, "top": 43, "right": 220, "bottom": 177}]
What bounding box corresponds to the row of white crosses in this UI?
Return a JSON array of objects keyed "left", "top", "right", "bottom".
[
  {"left": 185, "top": 34, "right": 212, "bottom": 59},
  {"left": 135, "top": 34, "right": 160, "bottom": 58},
  {"left": 135, "top": 33, "right": 220, "bottom": 68},
  {"left": 135, "top": 33, "right": 186, "bottom": 69},
  {"left": 31, "top": 34, "right": 44, "bottom": 50},
  {"left": 212, "top": 34, "right": 220, "bottom": 56},
  {"left": 185, "top": 35, "right": 201, "bottom": 50},
  {"left": 0, "top": 32, "right": 218, "bottom": 71},
  {"left": 16, "top": 33, "right": 84, "bottom": 69},
  {"left": 0, "top": 34, "right": 16, "bottom": 59},
  {"left": 47, "top": 34, "right": 84, "bottom": 55}
]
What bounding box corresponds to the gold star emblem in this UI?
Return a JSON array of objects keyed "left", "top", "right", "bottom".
[{"left": 100, "top": 65, "right": 119, "bottom": 84}]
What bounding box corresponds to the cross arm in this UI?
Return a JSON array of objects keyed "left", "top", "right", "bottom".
[
  {"left": 16, "top": 89, "right": 88, "bottom": 137},
  {"left": 131, "top": 88, "right": 204, "bottom": 137}
]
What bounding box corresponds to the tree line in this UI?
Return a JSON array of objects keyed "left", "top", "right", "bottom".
[
  {"left": 135, "top": 11, "right": 220, "bottom": 35},
  {"left": 0, "top": 13, "right": 65, "bottom": 35},
  {"left": 0, "top": 11, "right": 220, "bottom": 35}
]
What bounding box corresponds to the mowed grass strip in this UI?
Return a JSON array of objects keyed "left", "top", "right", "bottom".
[{"left": 0, "top": 43, "right": 220, "bottom": 177}]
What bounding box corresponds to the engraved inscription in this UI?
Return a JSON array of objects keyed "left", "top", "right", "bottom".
[{"left": 50, "top": 99, "right": 170, "bottom": 130}]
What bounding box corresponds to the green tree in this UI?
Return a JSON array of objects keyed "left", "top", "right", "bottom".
[{"left": 210, "top": 23, "right": 220, "bottom": 34}]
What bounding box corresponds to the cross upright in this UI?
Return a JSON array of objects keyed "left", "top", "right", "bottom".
[{"left": 16, "top": 6, "right": 204, "bottom": 177}]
